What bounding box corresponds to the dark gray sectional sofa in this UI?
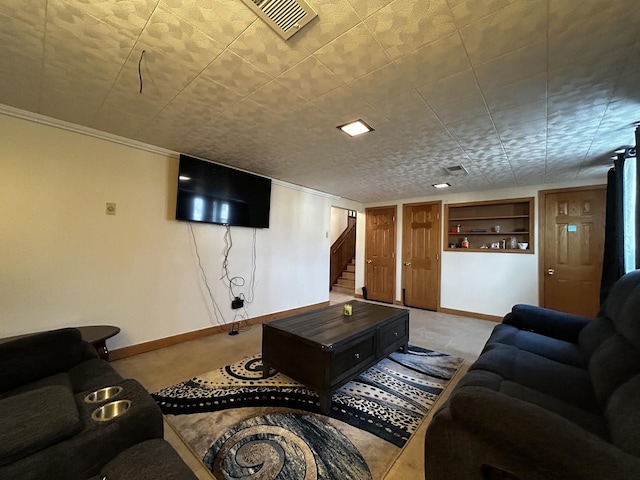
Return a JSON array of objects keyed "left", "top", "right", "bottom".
[
  {"left": 0, "top": 327, "right": 196, "bottom": 479},
  {"left": 424, "top": 269, "right": 640, "bottom": 479}
]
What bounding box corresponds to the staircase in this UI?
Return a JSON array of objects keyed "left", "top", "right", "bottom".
[{"left": 332, "top": 257, "right": 355, "bottom": 294}]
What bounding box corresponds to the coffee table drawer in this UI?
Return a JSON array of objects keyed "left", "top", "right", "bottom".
[
  {"left": 331, "top": 333, "right": 376, "bottom": 384},
  {"left": 379, "top": 317, "right": 408, "bottom": 356}
]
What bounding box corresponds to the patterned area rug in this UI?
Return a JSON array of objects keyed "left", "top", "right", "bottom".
[{"left": 152, "top": 345, "right": 463, "bottom": 480}]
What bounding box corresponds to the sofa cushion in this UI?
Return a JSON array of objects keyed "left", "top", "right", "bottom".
[
  {"left": 86, "top": 439, "right": 197, "bottom": 480},
  {"left": 606, "top": 374, "right": 640, "bottom": 458},
  {"left": 470, "top": 343, "right": 599, "bottom": 412},
  {"left": 0, "top": 372, "right": 72, "bottom": 401},
  {"left": 0, "top": 328, "right": 83, "bottom": 393},
  {"left": 578, "top": 317, "right": 616, "bottom": 358},
  {"left": 0, "top": 385, "right": 81, "bottom": 466},
  {"left": 610, "top": 277, "right": 640, "bottom": 350},
  {"left": 453, "top": 369, "right": 608, "bottom": 439},
  {"left": 602, "top": 269, "right": 640, "bottom": 322},
  {"left": 487, "top": 324, "right": 585, "bottom": 367},
  {"left": 589, "top": 334, "right": 640, "bottom": 406},
  {"left": 67, "top": 358, "right": 123, "bottom": 393}
]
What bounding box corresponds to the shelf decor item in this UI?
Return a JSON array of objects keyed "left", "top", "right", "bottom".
[{"left": 444, "top": 197, "right": 534, "bottom": 253}]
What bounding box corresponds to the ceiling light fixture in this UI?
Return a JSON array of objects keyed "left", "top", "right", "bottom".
[
  {"left": 338, "top": 119, "right": 373, "bottom": 137},
  {"left": 432, "top": 183, "right": 451, "bottom": 189}
]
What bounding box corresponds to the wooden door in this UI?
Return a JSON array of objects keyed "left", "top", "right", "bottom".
[
  {"left": 365, "top": 206, "right": 396, "bottom": 303},
  {"left": 540, "top": 186, "right": 606, "bottom": 317},
  {"left": 402, "top": 202, "right": 441, "bottom": 310}
]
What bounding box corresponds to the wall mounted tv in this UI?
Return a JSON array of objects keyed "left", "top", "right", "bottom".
[{"left": 176, "top": 154, "right": 271, "bottom": 228}]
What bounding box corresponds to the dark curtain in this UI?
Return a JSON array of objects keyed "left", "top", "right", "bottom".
[
  {"left": 599, "top": 159, "right": 625, "bottom": 306},
  {"left": 636, "top": 127, "right": 640, "bottom": 270}
]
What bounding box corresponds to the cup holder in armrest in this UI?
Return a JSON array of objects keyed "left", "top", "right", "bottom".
[
  {"left": 84, "top": 386, "right": 123, "bottom": 403},
  {"left": 91, "top": 399, "right": 131, "bottom": 422}
]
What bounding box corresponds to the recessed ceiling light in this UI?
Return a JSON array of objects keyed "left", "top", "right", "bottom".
[
  {"left": 338, "top": 119, "right": 373, "bottom": 137},
  {"left": 432, "top": 183, "right": 451, "bottom": 189}
]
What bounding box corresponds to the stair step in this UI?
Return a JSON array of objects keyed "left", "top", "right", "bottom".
[
  {"left": 332, "top": 284, "right": 355, "bottom": 294},
  {"left": 340, "top": 271, "right": 355, "bottom": 281},
  {"left": 336, "top": 277, "right": 355, "bottom": 287},
  {"left": 345, "top": 264, "right": 355, "bottom": 272}
]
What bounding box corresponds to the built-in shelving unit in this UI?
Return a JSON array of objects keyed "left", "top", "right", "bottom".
[{"left": 444, "top": 197, "right": 534, "bottom": 253}]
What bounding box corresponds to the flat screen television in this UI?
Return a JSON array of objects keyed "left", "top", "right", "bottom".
[{"left": 176, "top": 154, "right": 271, "bottom": 228}]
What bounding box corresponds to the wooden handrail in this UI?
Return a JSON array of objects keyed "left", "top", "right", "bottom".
[{"left": 330, "top": 221, "right": 356, "bottom": 289}]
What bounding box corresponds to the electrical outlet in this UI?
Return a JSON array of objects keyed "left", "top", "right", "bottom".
[
  {"left": 106, "top": 202, "right": 116, "bottom": 215},
  {"left": 231, "top": 297, "right": 244, "bottom": 309}
]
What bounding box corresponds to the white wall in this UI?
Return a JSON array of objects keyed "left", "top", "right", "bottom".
[
  {"left": 356, "top": 181, "right": 606, "bottom": 317},
  {"left": 0, "top": 113, "right": 361, "bottom": 349},
  {"left": 329, "top": 207, "right": 349, "bottom": 244}
]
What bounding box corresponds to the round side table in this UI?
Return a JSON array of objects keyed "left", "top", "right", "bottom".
[{"left": 77, "top": 325, "right": 120, "bottom": 361}]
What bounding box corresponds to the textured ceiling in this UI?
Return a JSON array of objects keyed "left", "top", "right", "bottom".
[{"left": 1, "top": 0, "right": 639, "bottom": 203}]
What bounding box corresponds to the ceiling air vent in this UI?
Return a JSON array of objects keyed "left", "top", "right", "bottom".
[
  {"left": 241, "top": 0, "right": 317, "bottom": 40},
  {"left": 443, "top": 164, "right": 469, "bottom": 176}
]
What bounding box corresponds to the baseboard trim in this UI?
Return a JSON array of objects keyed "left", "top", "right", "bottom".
[
  {"left": 109, "top": 301, "right": 330, "bottom": 360},
  {"left": 439, "top": 307, "right": 502, "bottom": 323}
]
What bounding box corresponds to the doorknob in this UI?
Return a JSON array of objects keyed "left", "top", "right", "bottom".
[
  {"left": 404, "top": 262, "right": 411, "bottom": 266},
  {"left": 548, "top": 268, "right": 555, "bottom": 275},
  {"left": 366, "top": 260, "right": 372, "bottom": 264}
]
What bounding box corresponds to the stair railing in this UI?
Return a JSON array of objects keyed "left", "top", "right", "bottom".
[{"left": 330, "top": 220, "right": 356, "bottom": 290}]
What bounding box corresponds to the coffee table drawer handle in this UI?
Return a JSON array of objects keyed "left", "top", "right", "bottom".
[
  {"left": 394, "top": 332, "right": 398, "bottom": 337},
  {"left": 354, "top": 353, "right": 360, "bottom": 359}
]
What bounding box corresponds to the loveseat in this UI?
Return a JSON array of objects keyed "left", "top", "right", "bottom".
[
  {"left": 0, "top": 327, "right": 196, "bottom": 479},
  {"left": 424, "top": 269, "right": 640, "bottom": 479}
]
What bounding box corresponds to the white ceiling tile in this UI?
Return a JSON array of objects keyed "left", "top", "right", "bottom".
[
  {"left": 491, "top": 102, "right": 547, "bottom": 132},
  {"left": 548, "top": 0, "right": 638, "bottom": 70},
  {"left": 314, "top": 22, "right": 391, "bottom": 83},
  {"left": 293, "top": 0, "right": 361, "bottom": 53},
  {"left": 91, "top": 107, "right": 150, "bottom": 137},
  {"left": 0, "top": 11, "right": 44, "bottom": 110},
  {"left": 0, "top": 57, "right": 42, "bottom": 111},
  {"left": 395, "top": 33, "right": 471, "bottom": 88},
  {"left": 169, "top": 75, "right": 243, "bottom": 120},
  {"left": 365, "top": 0, "right": 457, "bottom": 60},
  {"left": 247, "top": 80, "right": 310, "bottom": 115},
  {"left": 475, "top": 42, "right": 546, "bottom": 92},
  {"left": 276, "top": 55, "right": 345, "bottom": 100},
  {"left": 417, "top": 68, "right": 482, "bottom": 110},
  {"left": 484, "top": 74, "right": 547, "bottom": 113},
  {"left": 228, "top": 17, "right": 311, "bottom": 77},
  {"left": 0, "top": 0, "right": 47, "bottom": 31},
  {"left": 200, "top": 49, "right": 272, "bottom": 97},
  {"left": 137, "top": 6, "right": 225, "bottom": 71},
  {"left": 346, "top": 0, "right": 394, "bottom": 20},
  {"left": 460, "top": 1, "right": 546, "bottom": 65},
  {"left": 312, "top": 85, "right": 387, "bottom": 127},
  {"left": 431, "top": 93, "right": 490, "bottom": 125},
  {"left": 448, "top": 0, "right": 516, "bottom": 28},
  {"left": 161, "top": 0, "right": 256, "bottom": 47},
  {"left": 39, "top": 87, "right": 104, "bottom": 125},
  {"left": 43, "top": 1, "right": 136, "bottom": 89},
  {"left": 347, "top": 63, "right": 414, "bottom": 104},
  {"left": 62, "top": 0, "right": 157, "bottom": 36}
]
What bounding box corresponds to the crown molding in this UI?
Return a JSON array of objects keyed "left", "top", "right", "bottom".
[
  {"left": 0, "top": 104, "right": 341, "bottom": 200},
  {"left": 0, "top": 104, "right": 177, "bottom": 158}
]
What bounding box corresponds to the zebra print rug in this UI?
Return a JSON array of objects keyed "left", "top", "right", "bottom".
[{"left": 152, "top": 345, "right": 463, "bottom": 480}]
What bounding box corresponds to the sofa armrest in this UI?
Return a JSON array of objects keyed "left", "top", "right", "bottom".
[
  {"left": 503, "top": 304, "right": 591, "bottom": 342},
  {"left": 449, "top": 386, "right": 640, "bottom": 479}
]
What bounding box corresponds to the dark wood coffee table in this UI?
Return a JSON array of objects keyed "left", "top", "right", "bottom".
[{"left": 262, "top": 301, "right": 409, "bottom": 414}]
